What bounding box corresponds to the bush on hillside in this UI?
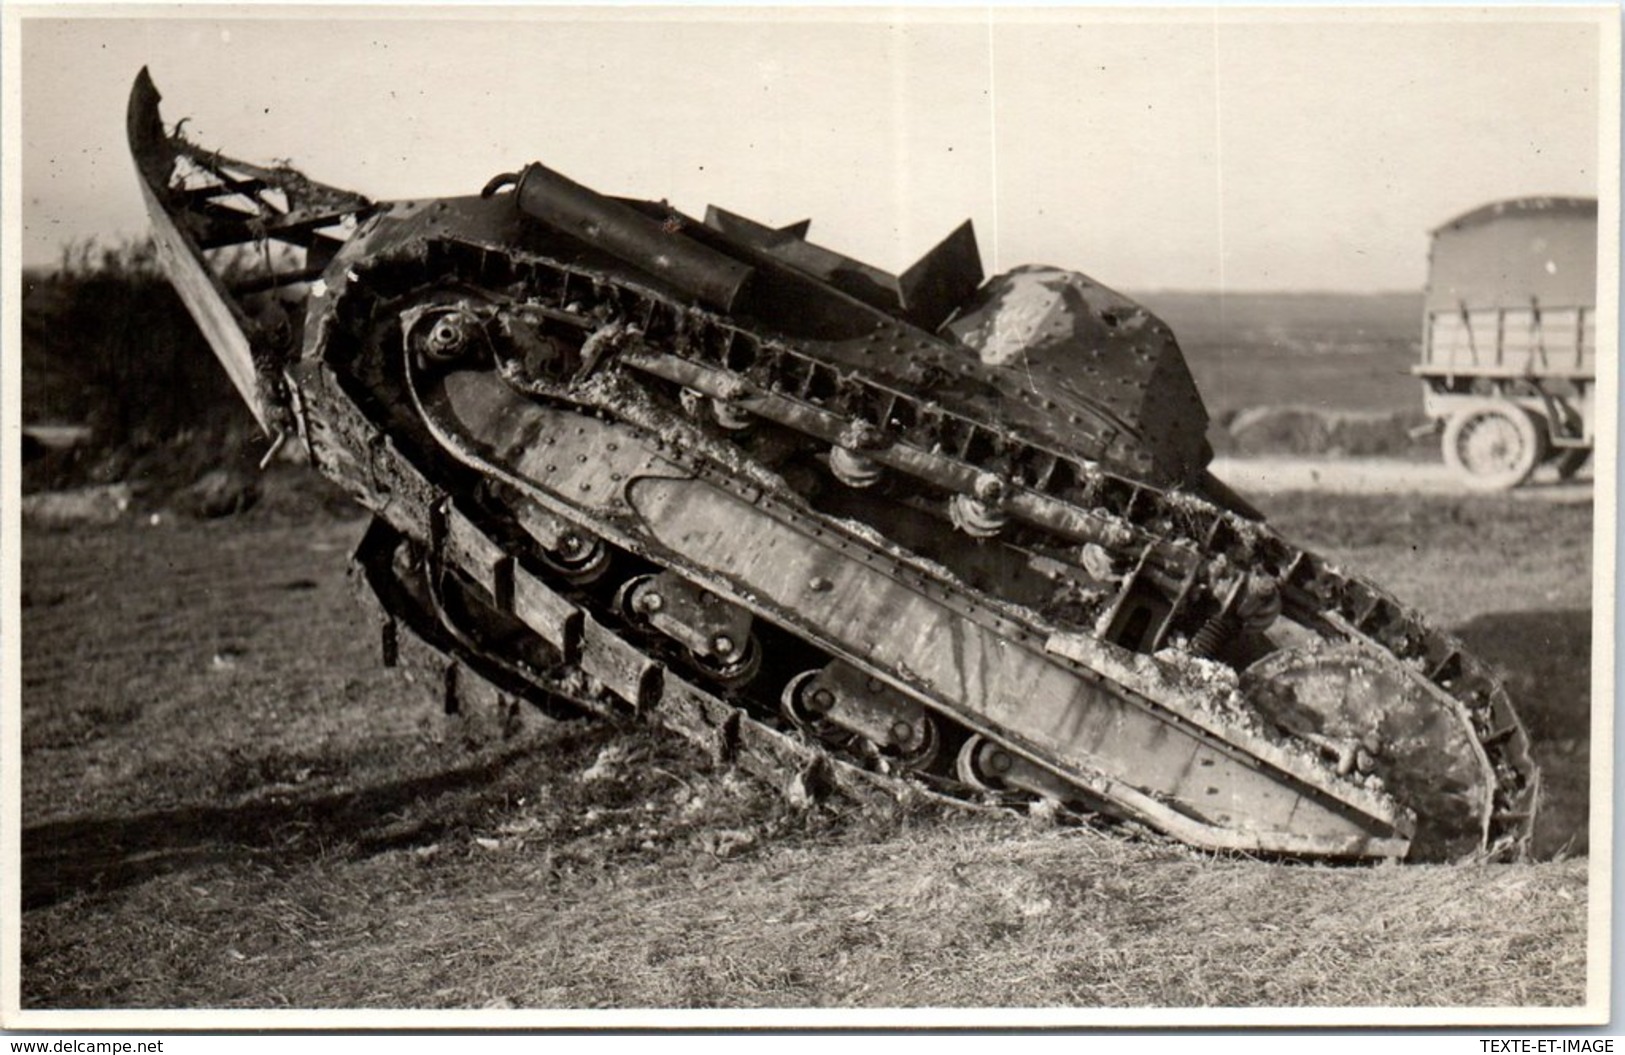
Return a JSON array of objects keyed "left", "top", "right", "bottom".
[
  {"left": 22, "top": 238, "right": 262, "bottom": 495},
  {"left": 1212, "top": 405, "right": 1431, "bottom": 459}
]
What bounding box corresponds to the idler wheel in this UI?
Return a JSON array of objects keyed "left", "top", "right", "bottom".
[
  {"left": 1242, "top": 645, "right": 1499, "bottom": 861},
  {"left": 402, "top": 299, "right": 489, "bottom": 369},
  {"left": 423, "top": 314, "right": 473, "bottom": 360}
]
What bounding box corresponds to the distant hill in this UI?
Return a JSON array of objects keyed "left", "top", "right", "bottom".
[
  {"left": 1128, "top": 291, "right": 1427, "bottom": 421},
  {"left": 1134, "top": 290, "right": 1424, "bottom": 350}
]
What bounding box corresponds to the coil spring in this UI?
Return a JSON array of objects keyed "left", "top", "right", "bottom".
[{"left": 1190, "top": 611, "right": 1240, "bottom": 659}]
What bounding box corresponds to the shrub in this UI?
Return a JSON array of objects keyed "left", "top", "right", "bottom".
[{"left": 22, "top": 237, "right": 261, "bottom": 490}]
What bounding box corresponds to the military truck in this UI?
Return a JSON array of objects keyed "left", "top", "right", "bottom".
[{"left": 1416, "top": 197, "right": 1598, "bottom": 490}]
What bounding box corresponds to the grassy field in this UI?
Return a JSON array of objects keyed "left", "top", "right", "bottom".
[{"left": 18, "top": 486, "right": 1594, "bottom": 1014}]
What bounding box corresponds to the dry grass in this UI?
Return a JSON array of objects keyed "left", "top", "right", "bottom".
[
  {"left": 18, "top": 488, "right": 1594, "bottom": 1011},
  {"left": 22, "top": 790, "right": 1588, "bottom": 1009}
]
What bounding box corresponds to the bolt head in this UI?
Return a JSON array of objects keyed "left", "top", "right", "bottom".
[
  {"left": 423, "top": 314, "right": 471, "bottom": 358},
  {"left": 973, "top": 474, "right": 1006, "bottom": 502}
]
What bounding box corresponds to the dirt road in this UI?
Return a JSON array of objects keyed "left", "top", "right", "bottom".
[{"left": 1210, "top": 456, "right": 1596, "bottom": 501}]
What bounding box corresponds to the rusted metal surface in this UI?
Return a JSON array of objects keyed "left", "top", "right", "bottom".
[
  {"left": 126, "top": 70, "right": 267, "bottom": 428},
  {"left": 127, "top": 68, "right": 372, "bottom": 436},
  {"left": 943, "top": 266, "right": 1211, "bottom": 485},
  {"left": 508, "top": 162, "right": 755, "bottom": 312},
  {"left": 128, "top": 71, "right": 1540, "bottom": 862}
]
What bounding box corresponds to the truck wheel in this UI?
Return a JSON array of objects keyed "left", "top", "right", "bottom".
[
  {"left": 1555, "top": 448, "right": 1592, "bottom": 480},
  {"left": 1441, "top": 405, "right": 1547, "bottom": 490}
]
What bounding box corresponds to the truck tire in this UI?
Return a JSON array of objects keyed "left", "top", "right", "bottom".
[{"left": 1441, "top": 405, "right": 1548, "bottom": 490}]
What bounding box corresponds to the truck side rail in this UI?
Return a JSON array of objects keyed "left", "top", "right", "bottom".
[{"left": 1419, "top": 302, "right": 1594, "bottom": 379}]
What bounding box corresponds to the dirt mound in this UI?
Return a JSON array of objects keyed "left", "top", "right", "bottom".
[
  {"left": 19, "top": 484, "right": 134, "bottom": 526},
  {"left": 1213, "top": 405, "right": 1431, "bottom": 459}
]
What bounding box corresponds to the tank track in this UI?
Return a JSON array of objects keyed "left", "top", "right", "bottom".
[
  {"left": 346, "top": 514, "right": 967, "bottom": 820},
  {"left": 296, "top": 234, "right": 1538, "bottom": 861}
]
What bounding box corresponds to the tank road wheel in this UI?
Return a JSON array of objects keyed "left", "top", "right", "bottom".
[
  {"left": 613, "top": 573, "right": 657, "bottom": 621},
  {"left": 782, "top": 665, "right": 939, "bottom": 770},
  {"left": 892, "top": 711, "right": 941, "bottom": 772},
  {"left": 1441, "top": 405, "right": 1548, "bottom": 491},
  {"left": 539, "top": 531, "right": 611, "bottom": 585},
  {"left": 954, "top": 734, "right": 1082, "bottom": 805},
  {"left": 780, "top": 669, "right": 854, "bottom": 746},
  {"left": 781, "top": 669, "right": 826, "bottom": 731},
  {"left": 690, "top": 629, "right": 763, "bottom": 690},
  {"left": 955, "top": 734, "right": 1000, "bottom": 792}
]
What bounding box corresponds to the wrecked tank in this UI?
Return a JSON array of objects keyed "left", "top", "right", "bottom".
[{"left": 127, "top": 68, "right": 1539, "bottom": 862}]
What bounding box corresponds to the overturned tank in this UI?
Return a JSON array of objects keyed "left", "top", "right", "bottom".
[{"left": 127, "top": 69, "right": 1539, "bottom": 862}]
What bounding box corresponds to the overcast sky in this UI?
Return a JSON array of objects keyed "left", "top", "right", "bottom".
[{"left": 15, "top": 7, "right": 1611, "bottom": 292}]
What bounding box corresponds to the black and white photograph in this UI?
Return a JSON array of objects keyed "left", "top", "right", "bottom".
[{"left": 3, "top": 4, "right": 1616, "bottom": 1028}]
